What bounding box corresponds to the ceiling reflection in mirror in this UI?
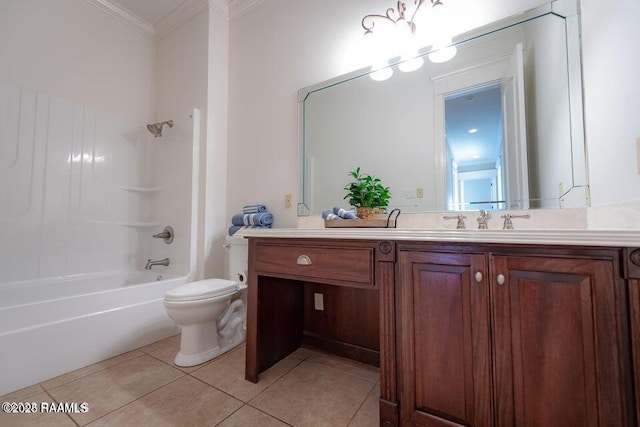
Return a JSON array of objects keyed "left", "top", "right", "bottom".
[{"left": 299, "top": 2, "right": 588, "bottom": 215}]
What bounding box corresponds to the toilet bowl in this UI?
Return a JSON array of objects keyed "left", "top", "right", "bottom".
[{"left": 163, "top": 236, "right": 248, "bottom": 367}]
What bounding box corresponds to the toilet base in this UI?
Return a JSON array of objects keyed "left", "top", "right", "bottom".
[{"left": 174, "top": 325, "right": 246, "bottom": 367}]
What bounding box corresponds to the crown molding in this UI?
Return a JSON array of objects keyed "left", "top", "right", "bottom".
[
  {"left": 86, "top": 0, "right": 243, "bottom": 41},
  {"left": 209, "top": 0, "right": 230, "bottom": 20},
  {"left": 84, "top": 0, "right": 156, "bottom": 39},
  {"left": 155, "top": 0, "right": 210, "bottom": 40},
  {"left": 228, "top": 0, "right": 264, "bottom": 21}
]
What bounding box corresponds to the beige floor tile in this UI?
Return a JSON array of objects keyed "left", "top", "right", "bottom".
[
  {"left": 0, "top": 392, "right": 76, "bottom": 427},
  {"left": 47, "top": 355, "right": 184, "bottom": 425},
  {"left": 348, "top": 383, "right": 380, "bottom": 427},
  {"left": 288, "top": 346, "right": 317, "bottom": 360},
  {"left": 138, "top": 334, "right": 180, "bottom": 354},
  {"left": 306, "top": 353, "right": 380, "bottom": 383},
  {"left": 1, "top": 383, "right": 45, "bottom": 401},
  {"left": 87, "top": 376, "right": 242, "bottom": 427},
  {"left": 192, "top": 346, "right": 302, "bottom": 403},
  {"left": 217, "top": 405, "right": 290, "bottom": 427},
  {"left": 41, "top": 350, "right": 144, "bottom": 391},
  {"left": 249, "top": 361, "right": 376, "bottom": 427}
]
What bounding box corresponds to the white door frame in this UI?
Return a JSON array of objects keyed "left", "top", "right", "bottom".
[{"left": 432, "top": 55, "right": 511, "bottom": 208}]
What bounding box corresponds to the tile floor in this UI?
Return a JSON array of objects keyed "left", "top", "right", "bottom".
[{"left": 0, "top": 335, "right": 380, "bottom": 426}]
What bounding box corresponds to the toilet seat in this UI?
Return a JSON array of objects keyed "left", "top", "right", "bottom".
[{"left": 165, "top": 279, "right": 239, "bottom": 302}]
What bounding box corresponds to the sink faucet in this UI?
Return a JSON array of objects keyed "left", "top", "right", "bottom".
[
  {"left": 501, "top": 213, "right": 531, "bottom": 229},
  {"left": 477, "top": 210, "right": 491, "bottom": 229},
  {"left": 443, "top": 214, "right": 467, "bottom": 229},
  {"left": 145, "top": 258, "right": 170, "bottom": 270}
]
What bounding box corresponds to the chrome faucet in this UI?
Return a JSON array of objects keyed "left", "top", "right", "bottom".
[
  {"left": 145, "top": 258, "right": 170, "bottom": 270},
  {"left": 501, "top": 213, "right": 531, "bottom": 229},
  {"left": 477, "top": 210, "right": 491, "bottom": 229},
  {"left": 443, "top": 214, "right": 467, "bottom": 229}
]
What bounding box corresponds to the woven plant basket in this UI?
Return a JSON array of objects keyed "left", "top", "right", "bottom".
[{"left": 356, "top": 207, "right": 384, "bottom": 220}]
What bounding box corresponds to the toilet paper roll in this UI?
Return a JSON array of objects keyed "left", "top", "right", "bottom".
[{"left": 236, "top": 270, "right": 248, "bottom": 286}]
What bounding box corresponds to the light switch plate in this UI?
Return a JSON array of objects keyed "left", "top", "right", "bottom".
[{"left": 314, "top": 293, "right": 324, "bottom": 310}]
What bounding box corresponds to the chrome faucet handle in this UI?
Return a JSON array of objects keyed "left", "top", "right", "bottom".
[
  {"left": 443, "top": 214, "right": 467, "bottom": 229},
  {"left": 152, "top": 226, "right": 174, "bottom": 244},
  {"left": 501, "top": 213, "right": 531, "bottom": 229},
  {"left": 477, "top": 210, "right": 491, "bottom": 229}
]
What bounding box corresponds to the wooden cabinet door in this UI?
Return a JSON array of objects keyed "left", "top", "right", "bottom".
[
  {"left": 398, "top": 250, "right": 492, "bottom": 426},
  {"left": 491, "top": 255, "right": 632, "bottom": 427}
]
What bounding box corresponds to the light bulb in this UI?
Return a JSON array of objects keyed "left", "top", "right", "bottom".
[
  {"left": 428, "top": 43, "right": 457, "bottom": 63},
  {"left": 395, "top": 19, "right": 424, "bottom": 73},
  {"left": 370, "top": 65, "right": 393, "bottom": 81},
  {"left": 398, "top": 55, "right": 424, "bottom": 72}
]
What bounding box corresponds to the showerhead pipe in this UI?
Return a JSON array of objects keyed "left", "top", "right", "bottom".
[{"left": 146, "top": 120, "right": 173, "bottom": 137}]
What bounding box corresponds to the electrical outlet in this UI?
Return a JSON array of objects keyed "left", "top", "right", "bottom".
[
  {"left": 416, "top": 187, "right": 424, "bottom": 198},
  {"left": 284, "top": 193, "right": 292, "bottom": 208},
  {"left": 314, "top": 293, "right": 324, "bottom": 310}
]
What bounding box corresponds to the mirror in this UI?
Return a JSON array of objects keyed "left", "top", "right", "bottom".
[{"left": 299, "top": 1, "right": 588, "bottom": 215}]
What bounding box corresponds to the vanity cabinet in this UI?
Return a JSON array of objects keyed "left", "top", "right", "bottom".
[
  {"left": 397, "top": 243, "right": 634, "bottom": 427},
  {"left": 246, "top": 235, "right": 638, "bottom": 427}
]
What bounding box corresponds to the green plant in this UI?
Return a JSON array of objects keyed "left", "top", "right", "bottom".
[{"left": 343, "top": 167, "right": 391, "bottom": 208}]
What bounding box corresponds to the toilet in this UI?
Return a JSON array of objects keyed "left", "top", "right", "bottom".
[{"left": 163, "top": 235, "right": 248, "bottom": 367}]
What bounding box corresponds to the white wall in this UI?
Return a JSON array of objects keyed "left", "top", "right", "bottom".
[
  {"left": 228, "top": 0, "right": 549, "bottom": 226},
  {"left": 0, "top": 0, "right": 156, "bottom": 124},
  {"left": 155, "top": 8, "right": 212, "bottom": 278},
  {"left": 581, "top": 0, "right": 640, "bottom": 206},
  {"left": 204, "top": 8, "right": 230, "bottom": 279}
]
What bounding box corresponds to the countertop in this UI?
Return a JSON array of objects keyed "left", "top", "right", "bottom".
[{"left": 236, "top": 227, "right": 640, "bottom": 247}]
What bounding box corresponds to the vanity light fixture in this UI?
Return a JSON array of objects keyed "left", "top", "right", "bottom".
[
  {"left": 362, "top": 0, "right": 456, "bottom": 80},
  {"left": 361, "top": 0, "right": 443, "bottom": 39}
]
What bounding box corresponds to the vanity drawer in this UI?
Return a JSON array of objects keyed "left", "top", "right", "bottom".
[{"left": 254, "top": 244, "right": 374, "bottom": 287}]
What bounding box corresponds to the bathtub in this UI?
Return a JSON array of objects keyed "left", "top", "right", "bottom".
[{"left": 0, "top": 271, "right": 186, "bottom": 395}]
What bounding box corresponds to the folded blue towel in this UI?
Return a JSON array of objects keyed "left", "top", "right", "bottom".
[
  {"left": 242, "top": 204, "right": 267, "bottom": 214},
  {"left": 333, "top": 207, "right": 357, "bottom": 219},
  {"left": 231, "top": 212, "right": 274, "bottom": 226},
  {"left": 228, "top": 225, "right": 270, "bottom": 236},
  {"left": 322, "top": 210, "right": 342, "bottom": 221}
]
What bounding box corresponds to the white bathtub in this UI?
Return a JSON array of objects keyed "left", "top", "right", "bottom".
[{"left": 0, "top": 271, "right": 186, "bottom": 395}]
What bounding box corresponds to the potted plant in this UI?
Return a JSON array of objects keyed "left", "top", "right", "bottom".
[{"left": 343, "top": 167, "right": 391, "bottom": 219}]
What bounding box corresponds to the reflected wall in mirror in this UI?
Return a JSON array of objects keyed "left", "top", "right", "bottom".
[{"left": 300, "top": 1, "right": 588, "bottom": 215}]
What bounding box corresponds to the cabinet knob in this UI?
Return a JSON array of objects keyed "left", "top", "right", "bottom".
[
  {"left": 496, "top": 274, "right": 505, "bottom": 285},
  {"left": 296, "top": 255, "right": 312, "bottom": 266},
  {"left": 474, "top": 271, "right": 483, "bottom": 283}
]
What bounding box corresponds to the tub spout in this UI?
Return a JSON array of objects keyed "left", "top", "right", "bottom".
[{"left": 145, "top": 258, "right": 170, "bottom": 270}]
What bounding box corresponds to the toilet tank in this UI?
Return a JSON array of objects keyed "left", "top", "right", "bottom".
[{"left": 224, "top": 235, "right": 248, "bottom": 283}]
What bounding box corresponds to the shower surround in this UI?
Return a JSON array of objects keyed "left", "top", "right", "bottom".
[{"left": 0, "top": 81, "right": 200, "bottom": 395}]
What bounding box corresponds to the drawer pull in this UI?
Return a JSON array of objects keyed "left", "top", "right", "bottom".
[
  {"left": 296, "top": 255, "right": 312, "bottom": 266},
  {"left": 496, "top": 274, "right": 505, "bottom": 285},
  {"left": 475, "top": 271, "right": 483, "bottom": 283}
]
